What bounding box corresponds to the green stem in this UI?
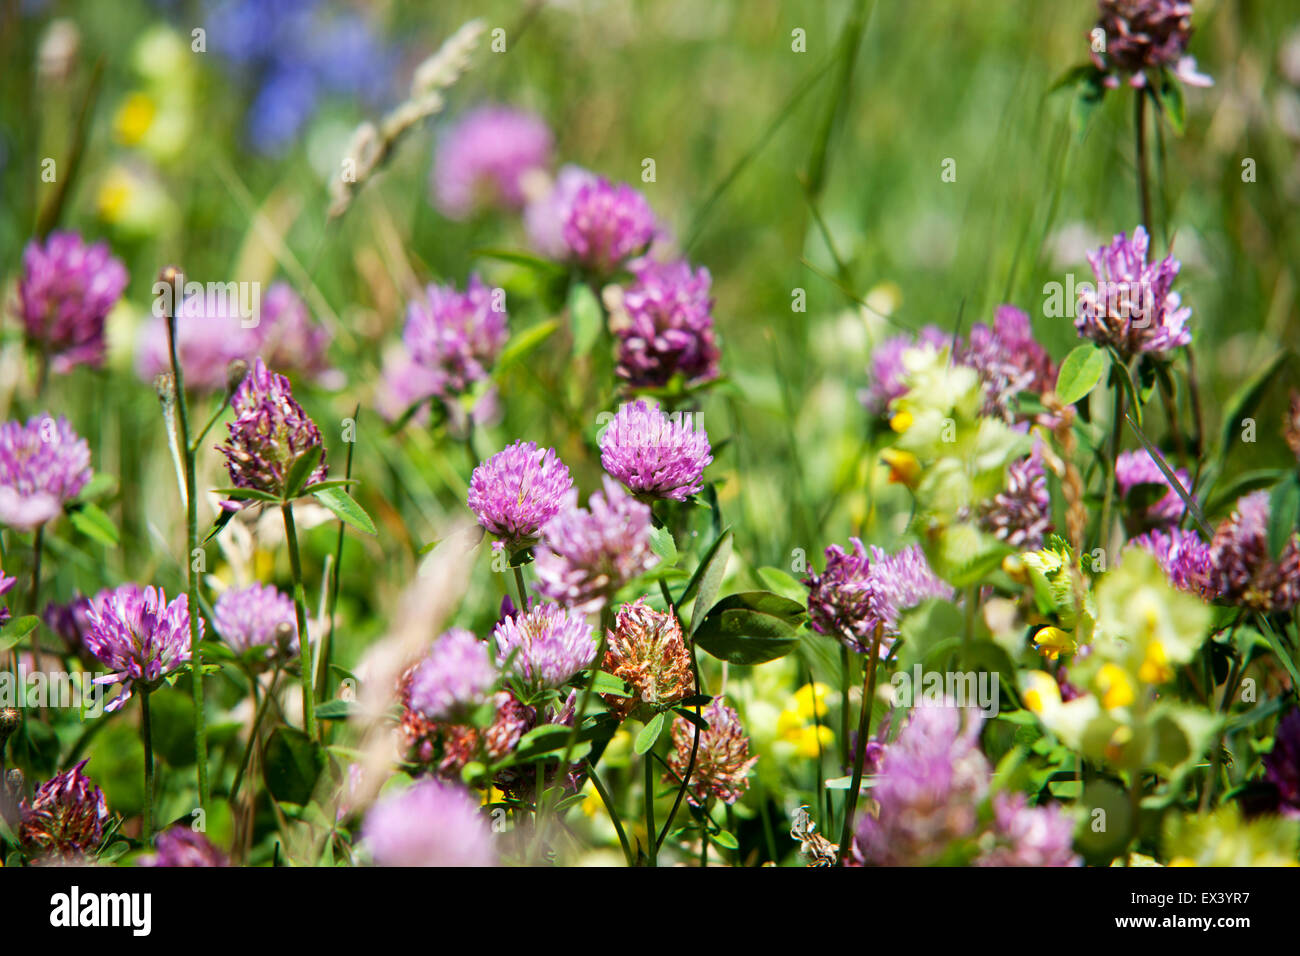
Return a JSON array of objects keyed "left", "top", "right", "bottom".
[
  {"left": 281, "top": 503, "right": 317, "bottom": 740},
  {"left": 1097, "top": 376, "right": 1127, "bottom": 552},
  {"left": 587, "top": 762, "right": 633, "bottom": 866},
  {"left": 838, "top": 645, "right": 851, "bottom": 769},
  {"left": 837, "top": 626, "right": 882, "bottom": 865},
  {"left": 318, "top": 406, "right": 358, "bottom": 703},
  {"left": 231, "top": 669, "right": 280, "bottom": 800},
  {"left": 164, "top": 273, "right": 209, "bottom": 809},
  {"left": 654, "top": 587, "right": 701, "bottom": 851},
  {"left": 140, "top": 689, "right": 154, "bottom": 841},
  {"left": 27, "top": 524, "right": 45, "bottom": 679},
  {"left": 512, "top": 564, "right": 529, "bottom": 611},
  {"left": 644, "top": 750, "right": 657, "bottom": 867},
  {"left": 1135, "top": 89, "right": 1151, "bottom": 231}
]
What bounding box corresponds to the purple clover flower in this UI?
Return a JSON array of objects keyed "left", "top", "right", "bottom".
[
  {"left": 804, "top": 540, "right": 952, "bottom": 656},
  {"left": 614, "top": 259, "right": 720, "bottom": 389},
  {"left": 84, "top": 584, "right": 198, "bottom": 711},
  {"left": 1264, "top": 708, "right": 1300, "bottom": 818},
  {"left": 492, "top": 603, "right": 596, "bottom": 690},
  {"left": 18, "top": 760, "right": 109, "bottom": 861},
  {"left": 981, "top": 444, "right": 1052, "bottom": 549},
  {"left": 217, "top": 358, "right": 327, "bottom": 506},
  {"left": 402, "top": 275, "right": 508, "bottom": 398},
  {"left": 1204, "top": 491, "right": 1300, "bottom": 612},
  {"left": 534, "top": 477, "right": 658, "bottom": 614},
  {"left": 467, "top": 441, "right": 574, "bottom": 551},
  {"left": 42, "top": 594, "right": 95, "bottom": 659},
  {"left": 362, "top": 778, "right": 496, "bottom": 867},
  {"left": 861, "top": 325, "right": 950, "bottom": 415},
  {"left": 374, "top": 348, "right": 442, "bottom": 425},
  {"left": 136, "top": 286, "right": 258, "bottom": 393},
  {"left": 561, "top": 176, "right": 658, "bottom": 274},
  {"left": 599, "top": 399, "right": 713, "bottom": 501},
  {"left": 252, "top": 282, "right": 336, "bottom": 387},
  {"left": 213, "top": 582, "right": 298, "bottom": 659},
  {"left": 0, "top": 415, "right": 92, "bottom": 532},
  {"left": 525, "top": 164, "right": 596, "bottom": 259},
  {"left": 956, "top": 305, "right": 1056, "bottom": 420},
  {"left": 432, "top": 105, "right": 553, "bottom": 219},
  {"left": 1128, "top": 527, "right": 1214, "bottom": 596},
  {"left": 408, "top": 628, "right": 498, "bottom": 721},
  {"left": 851, "top": 705, "right": 989, "bottom": 866},
  {"left": 1091, "top": 0, "right": 1212, "bottom": 90},
  {"left": 17, "top": 231, "right": 127, "bottom": 374},
  {"left": 1116, "top": 449, "right": 1192, "bottom": 528},
  {"left": 975, "top": 793, "right": 1081, "bottom": 867},
  {"left": 1075, "top": 226, "right": 1191, "bottom": 358},
  {"left": 141, "top": 827, "right": 230, "bottom": 867},
  {"left": 667, "top": 696, "right": 757, "bottom": 808},
  {"left": 137, "top": 282, "right": 333, "bottom": 392},
  {"left": 0, "top": 565, "right": 15, "bottom": 628}
]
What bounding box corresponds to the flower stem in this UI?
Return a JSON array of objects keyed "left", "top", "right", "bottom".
[
  {"left": 1097, "top": 375, "right": 1128, "bottom": 552},
  {"left": 837, "top": 625, "right": 882, "bottom": 865},
  {"left": 1134, "top": 89, "right": 1152, "bottom": 231},
  {"left": 163, "top": 268, "right": 209, "bottom": 809},
  {"left": 644, "top": 750, "right": 657, "bottom": 867},
  {"left": 512, "top": 564, "right": 529, "bottom": 611},
  {"left": 280, "top": 502, "right": 317, "bottom": 740},
  {"left": 27, "top": 523, "right": 45, "bottom": 679},
  {"left": 140, "top": 689, "right": 154, "bottom": 841},
  {"left": 231, "top": 668, "right": 280, "bottom": 800},
  {"left": 318, "top": 405, "right": 358, "bottom": 703},
  {"left": 654, "top": 583, "right": 701, "bottom": 852},
  {"left": 587, "top": 762, "right": 633, "bottom": 866}
]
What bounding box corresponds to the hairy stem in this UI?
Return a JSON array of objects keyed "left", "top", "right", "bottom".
[
  {"left": 140, "top": 689, "right": 154, "bottom": 841},
  {"left": 837, "top": 626, "right": 882, "bottom": 865},
  {"left": 281, "top": 503, "right": 317, "bottom": 739},
  {"left": 164, "top": 272, "right": 209, "bottom": 809}
]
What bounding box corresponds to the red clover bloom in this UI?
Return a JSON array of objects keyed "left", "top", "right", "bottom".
[
  {"left": 667, "top": 696, "right": 757, "bottom": 808},
  {"left": 217, "top": 357, "right": 327, "bottom": 505},
  {"left": 402, "top": 274, "right": 508, "bottom": 397},
  {"left": 492, "top": 602, "right": 596, "bottom": 691},
  {"left": 561, "top": 176, "right": 658, "bottom": 274},
  {"left": 601, "top": 598, "right": 695, "bottom": 720},
  {"left": 18, "top": 760, "right": 109, "bottom": 861},
  {"left": 1090, "top": 0, "right": 1212, "bottom": 89},
  {"left": 599, "top": 399, "right": 712, "bottom": 501},
  {"left": 362, "top": 778, "right": 496, "bottom": 867},
  {"left": 804, "top": 540, "right": 952, "bottom": 656},
  {"left": 1116, "top": 449, "right": 1192, "bottom": 528},
  {"left": 214, "top": 582, "right": 298, "bottom": 659},
  {"left": 17, "top": 231, "right": 127, "bottom": 374},
  {"left": 1203, "top": 491, "right": 1300, "bottom": 612},
  {"left": 861, "top": 325, "right": 949, "bottom": 415},
  {"left": 141, "top": 827, "right": 230, "bottom": 867},
  {"left": 0, "top": 415, "right": 92, "bottom": 532},
  {"left": 614, "top": 259, "right": 720, "bottom": 388},
  {"left": 852, "top": 705, "right": 988, "bottom": 866},
  {"left": 1075, "top": 226, "right": 1191, "bottom": 358},
  {"left": 974, "top": 793, "right": 1081, "bottom": 867},
  {"left": 408, "top": 628, "right": 498, "bottom": 720},
  {"left": 534, "top": 477, "right": 657, "bottom": 613},
  {"left": 467, "top": 440, "right": 574, "bottom": 551},
  {"left": 980, "top": 445, "right": 1052, "bottom": 549},
  {"left": 432, "top": 105, "right": 553, "bottom": 219},
  {"left": 84, "top": 584, "right": 199, "bottom": 710}
]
